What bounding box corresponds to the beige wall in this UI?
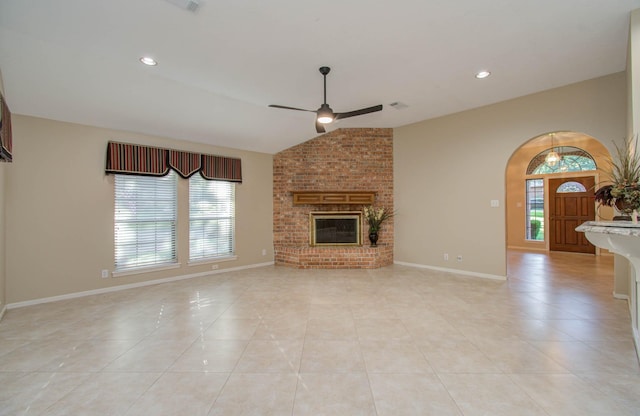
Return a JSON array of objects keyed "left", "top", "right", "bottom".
[
  {"left": 0, "top": 158, "right": 5, "bottom": 313},
  {"left": 506, "top": 133, "right": 612, "bottom": 250},
  {"left": 394, "top": 72, "right": 627, "bottom": 278},
  {"left": 5, "top": 115, "right": 273, "bottom": 304},
  {"left": 632, "top": 10, "right": 640, "bottom": 136}
]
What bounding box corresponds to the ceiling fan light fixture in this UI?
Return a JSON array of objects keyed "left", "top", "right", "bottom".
[{"left": 317, "top": 104, "right": 334, "bottom": 124}]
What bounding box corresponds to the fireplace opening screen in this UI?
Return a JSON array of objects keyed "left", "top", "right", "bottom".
[{"left": 310, "top": 212, "right": 361, "bottom": 246}]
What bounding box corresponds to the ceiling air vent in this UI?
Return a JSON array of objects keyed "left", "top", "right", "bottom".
[
  {"left": 164, "top": 0, "right": 200, "bottom": 12},
  {"left": 389, "top": 101, "right": 408, "bottom": 110}
]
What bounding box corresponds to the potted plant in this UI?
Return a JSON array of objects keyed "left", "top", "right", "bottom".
[
  {"left": 363, "top": 205, "right": 393, "bottom": 247},
  {"left": 594, "top": 137, "right": 640, "bottom": 221}
]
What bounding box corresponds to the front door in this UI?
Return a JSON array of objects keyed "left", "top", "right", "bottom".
[{"left": 549, "top": 177, "right": 595, "bottom": 254}]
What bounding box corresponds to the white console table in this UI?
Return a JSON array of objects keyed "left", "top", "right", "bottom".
[{"left": 576, "top": 221, "right": 640, "bottom": 361}]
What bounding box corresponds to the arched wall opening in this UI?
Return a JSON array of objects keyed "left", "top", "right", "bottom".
[{"left": 506, "top": 131, "right": 612, "bottom": 252}]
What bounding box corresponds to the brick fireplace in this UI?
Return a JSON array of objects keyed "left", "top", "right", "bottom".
[{"left": 273, "top": 128, "right": 393, "bottom": 268}]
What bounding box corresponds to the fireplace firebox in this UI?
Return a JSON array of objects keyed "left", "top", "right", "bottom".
[{"left": 310, "top": 212, "right": 362, "bottom": 246}]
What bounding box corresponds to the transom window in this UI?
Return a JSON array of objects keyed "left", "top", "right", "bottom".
[{"left": 526, "top": 146, "right": 596, "bottom": 175}]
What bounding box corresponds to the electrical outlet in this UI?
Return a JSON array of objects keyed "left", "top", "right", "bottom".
[
  {"left": 262, "top": 249, "right": 267, "bottom": 256},
  {"left": 101, "top": 269, "right": 109, "bottom": 278},
  {"left": 443, "top": 253, "right": 449, "bottom": 261},
  {"left": 211, "top": 264, "right": 219, "bottom": 270},
  {"left": 457, "top": 255, "right": 463, "bottom": 262}
]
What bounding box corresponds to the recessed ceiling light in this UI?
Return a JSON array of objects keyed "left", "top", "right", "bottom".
[
  {"left": 475, "top": 70, "right": 491, "bottom": 79},
  {"left": 139, "top": 56, "right": 157, "bottom": 66}
]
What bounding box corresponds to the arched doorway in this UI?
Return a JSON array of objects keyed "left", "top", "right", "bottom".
[{"left": 505, "top": 131, "right": 612, "bottom": 253}]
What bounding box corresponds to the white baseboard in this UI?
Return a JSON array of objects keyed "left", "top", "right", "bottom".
[
  {"left": 393, "top": 261, "right": 507, "bottom": 281},
  {"left": 6, "top": 261, "right": 275, "bottom": 310},
  {"left": 613, "top": 292, "right": 630, "bottom": 301},
  {"left": 507, "top": 245, "right": 547, "bottom": 252},
  {"left": 634, "top": 326, "right": 640, "bottom": 363}
]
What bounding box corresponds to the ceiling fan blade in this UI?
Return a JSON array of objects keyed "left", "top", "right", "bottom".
[
  {"left": 315, "top": 120, "right": 326, "bottom": 134},
  {"left": 334, "top": 104, "right": 383, "bottom": 120},
  {"left": 269, "top": 104, "right": 315, "bottom": 112}
]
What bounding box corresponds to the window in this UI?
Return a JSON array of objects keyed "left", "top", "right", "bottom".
[
  {"left": 527, "top": 146, "right": 596, "bottom": 175},
  {"left": 557, "top": 181, "right": 587, "bottom": 193},
  {"left": 526, "top": 179, "right": 544, "bottom": 241},
  {"left": 114, "top": 172, "right": 177, "bottom": 270},
  {"left": 189, "top": 175, "right": 235, "bottom": 261}
]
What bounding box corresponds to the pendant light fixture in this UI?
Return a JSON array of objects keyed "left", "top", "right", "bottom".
[
  {"left": 545, "top": 133, "right": 561, "bottom": 167},
  {"left": 316, "top": 68, "right": 335, "bottom": 124}
]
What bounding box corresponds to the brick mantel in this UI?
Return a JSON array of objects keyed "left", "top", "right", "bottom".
[{"left": 273, "top": 128, "right": 393, "bottom": 268}]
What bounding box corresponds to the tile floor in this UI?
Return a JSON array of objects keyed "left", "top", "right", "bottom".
[{"left": 0, "top": 250, "right": 639, "bottom": 415}]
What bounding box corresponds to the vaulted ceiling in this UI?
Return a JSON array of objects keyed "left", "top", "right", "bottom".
[{"left": 1, "top": 0, "right": 639, "bottom": 154}]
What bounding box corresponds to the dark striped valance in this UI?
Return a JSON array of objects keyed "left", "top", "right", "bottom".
[
  {"left": 0, "top": 93, "right": 13, "bottom": 162},
  {"left": 105, "top": 141, "right": 242, "bottom": 182}
]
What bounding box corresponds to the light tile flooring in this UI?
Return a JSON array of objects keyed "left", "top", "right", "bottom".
[{"left": 1, "top": 250, "right": 639, "bottom": 415}]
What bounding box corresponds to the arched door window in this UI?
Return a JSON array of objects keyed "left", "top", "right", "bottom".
[
  {"left": 557, "top": 181, "right": 587, "bottom": 193},
  {"left": 526, "top": 146, "right": 597, "bottom": 175}
]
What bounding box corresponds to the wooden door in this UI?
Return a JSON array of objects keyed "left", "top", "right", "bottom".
[{"left": 549, "top": 177, "right": 595, "bottom": 254}]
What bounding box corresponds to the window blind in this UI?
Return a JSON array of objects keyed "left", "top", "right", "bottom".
[
  {"left": 189, "top": 175, "right": 235, "bottom": 261},
  {"left": 114, "top": 171, "right": 177, "bottom": 270}
]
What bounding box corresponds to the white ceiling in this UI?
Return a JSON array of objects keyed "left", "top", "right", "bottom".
[{"left": 1, "top": 0, "right": 639, "bottom": 154}]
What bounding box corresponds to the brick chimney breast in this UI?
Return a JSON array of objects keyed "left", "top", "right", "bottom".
[{"left": 273, "top": 128, "right": 393, "bottom": 268}]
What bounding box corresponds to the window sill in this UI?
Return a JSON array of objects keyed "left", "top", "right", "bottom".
[
  {"left": 112, "top": 263, "right": 181, "bottom": 278},
  {"left": 188, "top": 255, "right": 237, "bottom": 267}
]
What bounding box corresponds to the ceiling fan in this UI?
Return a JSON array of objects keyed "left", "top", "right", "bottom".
[{"left": 269, "top": 66, "right": 383, "bottom": 134}]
